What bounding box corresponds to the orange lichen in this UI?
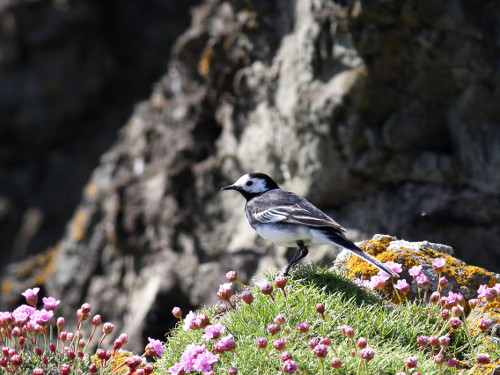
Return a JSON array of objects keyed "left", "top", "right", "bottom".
[
  {"left": 198, "top": 45, "right": 215, "bottom": 77},
  {"left": 71, "top": 209, "right": 87, "bottom": 242},
  {"left": 15, "top": 245, "right": 60, "bottom": 286},
  {"left": 473, "top": 359, "right": 500, "bottom": 375},
  {"left": 84, "top": 179, "right": 97, "bottom": 198},
  {"left": 1, "top": 280, "right": 12, "bottom": 294}
]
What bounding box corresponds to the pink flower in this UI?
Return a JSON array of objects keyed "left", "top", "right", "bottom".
[
  {"left": 202, "top": 324, "right": 226, "bottom": 341},
  {"left": 477, "top": 353, "right": 490, "bottom": 365},
  {"left": 308, "top": 338, "right": 318, "bottom": 349},
  {"left": 282, "top": 360, "right": 298, "bottom": 374},
  {"left": 415, "top": 273, "right": 429, "bottom": 287},
  {"left": 267, "top": 323, "right": 280, "bottom": 335},
  {"left": 356, "top": 337, "right": 367, "bottom": 349},
  {"left": 256, "top": 337, "right": 268, "bottom": 349},
  {"left": 225, "top": 271, "right": 238, "bottom": 283},
  {"left": 32, "top": 309, "right": 54, "bottom": 325},
  {"left": 368, "top": 274, "right": 389, "bottom": 290},
  {"left": 331, "top": 357, "right": 342, "bottom": 368},
  {"left": 313, "top": 344, "right": 328, "bottom": 358},
  {"left": 432, "top": 258, "right": 446, "bottom": 272},
  {"left": 274, "top": 314, "right": 286, "bottom": 325},
  {"left": 172, "top": 307, "right": 182, "bottom": 319},
  {"left": 477, "top": 284, "right": 492, "bottom": 299},
  {"left": 359, "top": 347, "right": 375, "bottom": 361},
  {"left": 192, "top": 349, "right": 219, "bottom": 373},
  {"left": 12, "top": 305, "right": 36, "bottom": 325},
  {"left": 449, "top": 317, "right": 462, "bottom": 330},
  {"left": 297, "top": 322, "right": 309, "bottom": 333},
  {"left": 145, "top": 337, "right": 164, "bottom": 357},
  {"left": 217, "top": 283, "right": 233, "bottom": 301},
  {"left": 214, "top": 334, "right": 235, "bottom": 353},
  {"left": 409, "top": 265, "right": 422, "bottom": 277},
  {"left": 42, "top": 297, "right": 60, "bottom": 311},
  {"left": 22, "top": 288, "right": 40, "bottom": 307},
  {"left": 280, "top": 351, "right": 292, "bottom": 361},
  {"left": 384, "top": 261, "right": 402, "bottom": 274},
  {"left": 179, "top": 344, "right": 206, "bottom": 372},
  {"left": 257, "top": 279, "right": 274, "bottom": 300},
  {"left": 405, "top": 355, "right": 418, "bottom": 368},
  {"left": 275, "top": 276, "right": 287, "bottom": 296},
  {"left": 273, "top": 338, "right": 286, "bottom": 351},
  {"left": 168, "top": 362, "right": 185, "bottom": 375},
  {"left": 241, "top": 290, "right": 254, "bottom": 305},
  {"left": 340, "top": 324, "right": 355, "bottom": 338},
  {"left": 394, "top": 279, "right": 410, "bottom": 294},
  {"left": 183, "top": 311, "right": 198, "bottom": 331}
]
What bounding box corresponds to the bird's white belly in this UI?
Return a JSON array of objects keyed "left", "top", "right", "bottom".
[{"left": 252, "top": 223, "right": 331, "bottom": 247}]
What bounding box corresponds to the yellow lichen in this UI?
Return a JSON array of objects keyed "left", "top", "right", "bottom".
[
  {"left": 198, "top": 45, "right": 215, "bottom": 77},
  {"left": 1, "top": 280, "right": 12, "bottom": 294},
  {"left": 84, "top": 179, "right": 97, "bottom": 198},
  {"left": 14, "top": 245, "right": 60, "bottom": 286},
  {"left": 71, "top": 209, "right": 87, "bottom": 242},
  {"left": 473, "top": 359, "right": 500, "bottom": 375}
]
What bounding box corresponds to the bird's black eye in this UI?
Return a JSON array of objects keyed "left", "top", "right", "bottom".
[{"left": 246, "top": 181, "right": 253, "bottom": 186}]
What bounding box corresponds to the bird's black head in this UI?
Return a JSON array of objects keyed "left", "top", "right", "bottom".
[{"left": 221, "top": 173, "right": 280, "bottom": 200}]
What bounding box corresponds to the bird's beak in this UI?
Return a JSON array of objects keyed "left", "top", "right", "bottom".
[{"left": 221, "top": 184, "right": 237, "bottom": 191}]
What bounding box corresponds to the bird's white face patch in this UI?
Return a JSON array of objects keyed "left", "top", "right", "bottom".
[{"left": 233, "top": 174, "right": 269, "bottom": 194}]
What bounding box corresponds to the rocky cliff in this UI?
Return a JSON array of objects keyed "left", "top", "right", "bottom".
[{"left": 1, "top": 0, "right": 500, "bottom": 352}]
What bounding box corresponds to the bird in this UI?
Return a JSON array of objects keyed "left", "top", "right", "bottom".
[{"left": 221, "top": 172, "right": 398, "bottom": 277}]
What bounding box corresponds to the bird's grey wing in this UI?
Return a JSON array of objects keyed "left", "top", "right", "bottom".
[{"left": 254, "top": 205, "right": 346, "bottom": 232}]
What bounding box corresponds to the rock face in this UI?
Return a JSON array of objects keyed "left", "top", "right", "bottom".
[
  {"left": 0, "top": 0, "right": 199, "bottom": 264},
  {"left": 2, "top": 0, "right": 499, "bottom": 352}
]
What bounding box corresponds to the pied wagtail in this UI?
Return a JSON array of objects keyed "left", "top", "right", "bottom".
[{"left": 221, "top": 172, "right": 398, "bottom": 277}]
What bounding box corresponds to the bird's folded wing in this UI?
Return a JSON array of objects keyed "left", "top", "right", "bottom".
[{"left": 254, "top": 205, "right": 345, "bottom": 231}]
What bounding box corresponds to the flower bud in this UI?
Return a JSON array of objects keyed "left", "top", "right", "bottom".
[
  {"left": 103, "top": 322, "right": 114, "bottom": 335},
  {"left": 331, "top": 357, "right": 342, "bottom": 368},
  {"left": 172, "top": 307, "right": 182, "bottom": 319},
  {"left": 356, "top": 337, "right": 367, "bottom": 349},
  {"left": 226, "top": 271, "right": 238, "bottom": 283},
  {"left": 405, "top": 355, "right": 418, "bottom": 369},
  {"left": 359, "top": 347, "right": 375, "bottom": 361}
]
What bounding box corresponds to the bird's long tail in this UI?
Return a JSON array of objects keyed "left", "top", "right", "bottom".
[{"left": 324, "top": 230, "right": 399, "bottom": 278}]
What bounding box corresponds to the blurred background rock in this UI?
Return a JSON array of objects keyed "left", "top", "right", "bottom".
[{"left": 1, "top": 0, "right": 499, "bottom": 352}]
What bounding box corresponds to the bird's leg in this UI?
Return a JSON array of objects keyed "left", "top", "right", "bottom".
[{"left": 284, "top": 240, "right": 309, "bottom": 276}]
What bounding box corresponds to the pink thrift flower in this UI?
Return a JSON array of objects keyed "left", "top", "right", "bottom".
[
  {"left": 368, "top": 274, "right": 388, "bottom": 290},
  {"left": 297, "top": 322, "right": 309, "bottom": 333},
  {"left": 225, "top": 271, "right": 238, "bottom": 283},
  {"left": 183, "top": 311, "right": 198, "bottom": 331},
  {"left": 409, "top": 265, "right": 422, "bottom": 277},
  {"left": 172, "top": 307, "right": 182, "bottom": 319},
  {"left": 267, "top": 323, "right": 280, "bottom": 335},
  {"left": 313, "top": 343, "right": 328, "bottom": 358},
  {"left": 214, "top": 334, "right": 235, "bottom": 352},
  {"left": 331, "top": 357, "right": 342, "bottom": 368},
  {"left": 275, "top": 276, "right": 287, "bottom": 296},
  {"left": 477, "top": 353, "right": 490, "bottom": 365},
  {"left": 217, "top": 283, "right": 233, "bottom": 301},
  {"left": 42, "top": 297, "right": 60, "bottom": 311},
  {"left": 145, "top": 337, "right": 164, "bottom": 357},
  {"left": 282, "top": 359, "right": 298, "bottom": 374},
  {"left": 241, "top": 290, "right": 254, "bottom": 305},
  {"left": 273, "top": 338, "right": 286, "bottom": 351},
  {"left": 438, "top": 276, "right": 448, "bottom": 288},
  {"left": 192, "top": 349, "right": 219, "bottom": 373},
  {"left": 394, "top": 279, "right": 410, "bottom": 294},
  {"left": 22, "top": 287, "right": 40, "bottom": 307},
  {"left": 356, "top": 337, "right": 367, "bottom": 349},
  {"left": 341, "top": 324, "right": 355, "bottom": 338},
  {"left": 384, "top": 261, "right": 402, "bottom": 274},
  {"left": 202, "top": 323, "right": 225, "bottom": 341},
  {"left": 477, "top": 284, "right": 490, "bottom": 299},
  {"left": 432, "top": 258, "right": 446, "bottom": 272},
  {"left": 257, "top": 279, "right": 274, "bottom": 300},
  {"left": 256, "top": 337, "right": 268, "bottom": 349},
  {"left": 12, "top": 305, "right": 36, "bottom": 325},
  {"left": 359, "top": 347, "right": 375, "bottom": 361},
  {"left": 280, "top": 351, "right": 292, "bottom": 361},
  {"left": 405, "top": 355, "right": 418, "bottom": 368},
  {"left": 179, "top": 344, "right": 206, "bottom": 372},
  {"left": 415, "top": 273, "right": 430, "bottom": 287},
  {"left": 308, "top": 338, "right": 319, "bottom": 349},
  {"left": 449, "top": 317, "right": 462, "bottom": 330},
  {"left": 274, "top": 314, "right": 286, "bottom": 325},
  {"left": 33, "top": 309, "right": 54, "bottom": 325}
]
